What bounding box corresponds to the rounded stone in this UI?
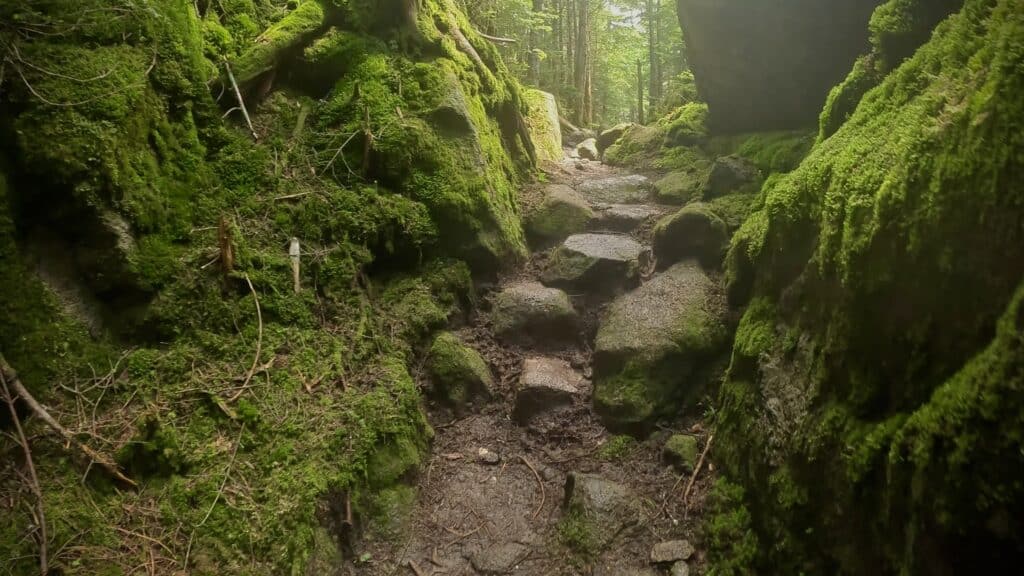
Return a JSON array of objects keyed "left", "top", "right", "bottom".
[
  {"left": 653, "top": 203, "right": 729, "bottom": 269},
  {"left": 491, "top": 281, "right": 578, "bottom": 344},
  {"left": 514, "top": 357, "right": 583, "bottom": 423},
  {"left": 541, "top": 233, "right": 647, "bottom": 294}
]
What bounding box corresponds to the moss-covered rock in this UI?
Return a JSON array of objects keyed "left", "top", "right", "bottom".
[
  {"left": 492, "top": 282, "right": 578, "bottom": 344},
  {"left": 523, "top": 88, "right": 564, "bottom": 163},
  {"left": 561, "top": 473, "right": 643, "bottom": 550},
  {"left": 653, "top": 169, "right": 708, "bottom": 205},
  {"left": 426, "top": 332, "right": 494, "bottom": 411},
  {"left": 541, "top": 233, "right": 646, "bottom": 295},
  {"left": 716, "top": 0, "right": 1024, "bottom": 571},
  {"left": 663, "top": 434, "right": 700, "bottom": 473},
  {"left": 597, "top": 123, "right": 636, "bottom": 153},
  {"left": 703, "top": 155, "right": 761, "bottom": 200},
  {"left": 653, "top": 203, "right": 730, "bottom": 269},
  {"left": 593, "top": 261, "right": 729, "bottom": 431},
  {"left": 524, "top": 184, "right": 595, "bottom": 246}
]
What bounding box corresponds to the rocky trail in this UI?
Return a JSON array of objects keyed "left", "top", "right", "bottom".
[{"left": 359, "top": 156, "right": 718, "bottom": 576}]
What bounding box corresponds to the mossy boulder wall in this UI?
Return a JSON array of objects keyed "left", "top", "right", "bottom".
[{"left": 714, "top": 0, "right": 1024, "bottom": 572}]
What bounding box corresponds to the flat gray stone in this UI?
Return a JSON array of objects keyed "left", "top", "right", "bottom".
[
  {"left": 578, "top": 174, "right": 652, "bottom": 204},
  {"left": 650, "top": 540, "right": 695, "bottom": 564},
  {"left": 492, "top": 281, "right": 578, "bottom": 344},
  {"left": 563, "top": 473, "right": 643, "bottom": 545},
  {"left": 592, "top": 204, "right": 661, "bottom": 232},
  {"left": 541, "top": 234, "right": 646, "bottom": 294},
  {"left": 470, "top": 542, "right": 530, "bottom": 574},
  {"left": 514, "top": 357, "right": 582, "bottom": 423}
]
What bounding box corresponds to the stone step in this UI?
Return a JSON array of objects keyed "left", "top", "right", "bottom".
[
  {"left": 491, "top": 281, "right": 579, "bottom": 345},
  {"left": 541, "top": 233, "right": 648, "bottom": 295},
  {"left": 513, "top": 357, "right": 584, "bottom": 424},
  {"left": 591, "top": 203, "right": 662, "bottom": 232},
  {"left": 577, "top": 174, "right": 652, "bottom": 204}
]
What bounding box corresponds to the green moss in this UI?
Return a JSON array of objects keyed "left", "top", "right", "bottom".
[
  {"left": 661, "top": 102, "right": 710, "bottom": 147},
  {"left": 557, "top": 508, "right": 599, "bottom": 558},
  {"left": 663, "top": 434, "right": 700, "bottom": 473},
  {"left": 653, "top": 168, "right": 707, "bottom": 205},
  {"left": 426, "top": 332, "right": 494, "bottom": 408},
  {"left": 716, "top": 0, "right": 1024, "bottom": 571},
  {"left": 597, "top": 435, "right": 638, "bottom": 461},
  {"left": 230, "top": 0, "right": 328, "bottom": 83},
  {"left": 522, "top": 88, "right": 563, "bottom": 163},
  {"left": 704, "top": 479, "right": 760, "bottom": 576}
]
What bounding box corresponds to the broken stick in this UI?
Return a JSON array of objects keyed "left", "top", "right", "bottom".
[
  {"left": 223, "top": 60, "right": 258, "bottom": 140},
  {"left": 0, "top": 353, "right": 137, "bottom": 488}
]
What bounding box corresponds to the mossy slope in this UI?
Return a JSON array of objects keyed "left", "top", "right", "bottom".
[{"left": 713, "top": 0, "right": 1024, "bottom": 572}]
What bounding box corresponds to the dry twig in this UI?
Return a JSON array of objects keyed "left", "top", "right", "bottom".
[
  {"left": 682, "top": 434, "right": 714, "bottom": 507},
  {"left": 518, "top": 455, "right": 545, "bottom": 520},
  {"left": 230, "top": 274, "right": 263, "bottom": 401},
  {"left": 0, "top": 353, "right": 136, "bottom": 488},
  {"left": 1, "top": 361, "right": 47, "bottom": 576}
]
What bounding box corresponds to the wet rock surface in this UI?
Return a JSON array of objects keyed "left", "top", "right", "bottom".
[
  {"left": 578, "top": 174, "right": 652, "bottom": 204},
  {"left": 541, "top": 233, "right": 647, "bottom": 294}
]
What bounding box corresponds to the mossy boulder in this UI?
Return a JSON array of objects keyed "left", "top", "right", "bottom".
[
  {"left": 662, "top": 103, "right": 710, "bottom": 147},
  {"left": 427, "top": 332, "right": 494, "bottom": 411},
  {"left": 491, "top": 281, "right": 579, "bottom": 344},
  {"left": 524, "top": 184, "right": 595, "bottom": 246},
  {"left": 562, "top": 473, "right": 643, "bottom": 548},
  {"left": 523, "top": 88, "right": 564, "bottom": 163},
  {"left": 662, "top": 434, "right": 700, "bottom": 473},
  {"left": 597, "top": 123, "right": 636, "bottom": 153},
  {"left": 541, "top": 234, "right": 647, "bottom": 295},
  {"left": 593, "top": 261, "right": 728, "bottom": 431},
  {"left": 716, "top": 0, "right": 1024, "bottom": 571},
  {"left": 653, "top": 169, "right": 708, "bottom": 205},
  {"left": 653, "top": 203, "right": 730, "bottom": 269},
  {"left": 703, "top": 155, "right": 761, "bottom": 200}
]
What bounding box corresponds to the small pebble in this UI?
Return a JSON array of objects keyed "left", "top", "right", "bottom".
[{"left": 477, "top": 447, "right": 501, "bottom": 465}]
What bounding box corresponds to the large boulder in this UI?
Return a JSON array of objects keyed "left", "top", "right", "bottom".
[
  {"left": 514, "top": 357, "right": 583, "bottom": 423},
  {"left": 541, "top": 234, "right": 647, "bottom": 294},
  {"left": 523, "top": 89, "right": 564, "bottom": 163},
  {"left": 561, "top": 116, "right": 595, "bottom": 147},
  {"left": 524, "top": 184, "right": 595, "bottom": 246},
  {"left": 491, "top": 281, "right": 578, "bottom": 344},
  {"left": 578, "top": 175, "right": 652, "bottom": 204},
  {"left": 653, "top": 169, "right": 707, "bottom": 206},
  {"left": 675, "top": 0, "right": 883, "bottom": 132},
  {"left": 427, "top": 332, "right": 494, "bottom": 412},
  {"left": 577, "top": 138, "right": 600, "bottom": 160},
  {"left": 593, "top": 261, "right": 729, "bottom": 430},
  {"left": 703, "top": 155, "right": 761, "bottom": 199},
  {"left": 597, "top": 123, "right": 636, "bottom": 153},
  {"left": 653, "top": 203, "right": 729, "bottom": 269}
]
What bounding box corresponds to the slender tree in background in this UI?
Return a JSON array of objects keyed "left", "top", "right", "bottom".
[
  {"left": 529, "top": 0, "right": 544, "bottom": 85},
  {"left": 575, "top": 0, "right": 592, "bottom": 125},
  {"left": 636, "top": 59, "right": 645, "bottom": 124}
]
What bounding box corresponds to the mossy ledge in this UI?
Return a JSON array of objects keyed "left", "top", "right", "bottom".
[
  {"left": 712, "top": 0, "right": 1024, "bottom": 573},
  {"left": 0, "top": 0, "right": 536, "bottom": 573}
]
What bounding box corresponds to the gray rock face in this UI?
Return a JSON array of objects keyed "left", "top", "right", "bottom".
[
  {"left": 524, "top": 184, "right": 595, "bottom": 246},
  {"left": 469, "top": 542, "right": 530, "bottom": 574},
  {"left": 577, "top": 138, "right": 600, "bottom": 160},
  {"left": 704, "top": 155, "right": 761, "bottom": 199},
  {"left": 597, "top": 122, "right": 636, "bottom": 153},
  {"left": 591, "top": 204, "right": 661, "bottom": 233},
  {"left": 492, "top": 281, "right": 578, "bottom": 344},
  {"left": 563, "top": 473, "right": 643, "bottom": 544},
  {"left": 514, "top": 357, "right": 582, "bottom": 423},
  {"left": 593, "top": 261, "right": 729, "bottom": 429},
  {"left": 650, "top": 540, "right": 696, "bottom": 564},
  {"left": 541, "top": 234, "right": 647, "bottom": 294},
  {"left": 671, "top": 561, "right": 691, "bottom": 576},
  {"left": 578, "top": 174, "right": 652, "bottom": 204},
  {"left": 653, "top": 203, "right": 729, "bottom": 269}
]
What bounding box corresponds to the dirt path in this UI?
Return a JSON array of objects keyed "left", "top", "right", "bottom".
[{"left": 359, "top": 156, "right": 715, "bottom": 576}]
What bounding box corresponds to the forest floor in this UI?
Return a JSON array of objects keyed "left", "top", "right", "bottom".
[{"left": 356, "top": 156, "right": 717, "bottom": 576}]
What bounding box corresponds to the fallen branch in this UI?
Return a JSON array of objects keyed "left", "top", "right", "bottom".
[
  {"left": 518, "top": 455, "right": 545, "bottom": 520},
  {"left": 1, "top": 361, "right": 47, "bottom": 576},
  {"left": 223, "top": 60, "right": 257, "bottom": 140},
  {"left": 0, "top": 353, "right": 136, "bottom": 488},
  {"left": 407, "top": 559, "right": 428, "bottom": 576},
  {"left": 682, "top": 434, "right": 714, "bottom": 507},
  {"left": 475, "top": 30, "right": 517, "bottom": 44}
]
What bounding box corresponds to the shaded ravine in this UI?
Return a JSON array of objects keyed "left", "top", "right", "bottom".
[{"left": 360, "top": 156, "right": 716, "bottom": 575}]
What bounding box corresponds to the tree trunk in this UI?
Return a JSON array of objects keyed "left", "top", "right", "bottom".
[
  {"left": 529, "top": 0, "right": 544, "bottom": 86},
  {"left": 637, "top": 59, "right": 645, "bottom": 124},
  {"left": 574, "top": 0, "right": 590, "bottom": 125}
]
